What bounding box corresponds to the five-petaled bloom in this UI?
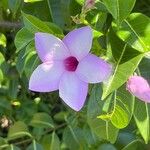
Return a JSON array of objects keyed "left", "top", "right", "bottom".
[
  {"left": 29, "top": 26, "right": 112, "bottom": 111},
  {"left": 127, "top": 75, "right": 150, "bottom": 103}
]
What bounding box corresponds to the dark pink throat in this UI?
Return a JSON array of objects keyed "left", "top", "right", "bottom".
[{"left": 64, "top": 56, "right": 79, "bottom": 71}]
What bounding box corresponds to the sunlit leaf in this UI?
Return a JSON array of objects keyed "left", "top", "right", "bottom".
[
  {"left": 113, "top": 13, "right": 150, "bottom": 52},
  {"left": 102, "top": 0, "right": 136, "bottom": 25},
  {"left": 102, "top": 29, "right": 144, "bottom": 99}
]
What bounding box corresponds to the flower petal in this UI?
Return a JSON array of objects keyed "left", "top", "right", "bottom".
[
  {"left": 127, "top": 76, "right": 150, "bottom": 102},
  {"left": 59, "top": 72, "right": 88, "bottom": 111},
  {"left": 35, "top": 32, "right": 70, "bottom": 62},
  {"left": 63, "top": 26, "right": 92, "bottom": 60},
  {"left": 76, "top": 54, "right": 112, "bottom": 83},
  {"left": 29, "top": 61, "right": 64, "bottom": 92}
]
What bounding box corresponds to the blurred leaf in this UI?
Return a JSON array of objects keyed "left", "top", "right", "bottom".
[
  {"left": 22, "top": 12, "right": 53, "bottom": 33},
  {"left": 8, "top": 121, "right": 32, "bottom": 140},
  {"left": 27, "top": 140, "right": 43, "bottom": 150},
  {"left": 0, "top": 33, "right": 6, "bottom": 47},
  {"left": 24, "top": 0, "right": 43, "bottom": 3},
  {"left": 41, "top": 132, "right": 60, "bottom": 150},
  {"left": 63, "top": 126, "right": 87, "bottom": 150},
  {"left": 6, "top": 145, "right": 21, "bottom": 150},
  {"left": 8, "top": 0, "right": 22, "bottom": 17},
  {"left": 8, "top": 79, "right": 19, "bottom": 99},
  {"left": 0, "top": 69, "right": 3, "bottom": 82},
  {"left": 0, "top": 98, "right": 11, "bottom": 110},
  {"left": 83, "top": 125, "right": 97, "bottom": 146},
  {"left": 113, "top": 13, "right": 150, "bottom": 52},
  {"left": 30, "top": 113, "right": 54, "bottom": 128},
  {"left": 87, "top": 84, "right": 119, "bottom": 143},
  {"left": 0, "top": 137, "right": 8, "bottom": 149},
  {"left": 102, "top": 29, "right": 144, "bottom": 99},
  {"left": 15, "top": 27, "right": 34, "bottom": 52},
  {"left": 116, "top": 132, "right": 136, "bottom": 149},
  {"left": 54, "top": 111, "right": 68, "bottom": 122},
  {"left": 122, "top": 140, "right": 144, "bottom": 150},
  {"left": 0, "top": 52, "right": 5, "bottom": 80},
  {"left": 102, "top": 0, "right": 136, "bottom": 25},
  {"left": 98, "top": 143, "right": 117, "bottom": 150}
]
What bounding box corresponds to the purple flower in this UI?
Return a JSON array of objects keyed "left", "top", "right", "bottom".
[
  {"left": 29, "top": 26, "right": 112, "bottom": 111},
  {"left": 127, "top": 75, "right": 150, "bottom": 103}
]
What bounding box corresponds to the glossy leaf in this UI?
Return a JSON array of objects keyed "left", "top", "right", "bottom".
[
  {"left": 102, "top": 29, "right": 144, "bottom": 99},
  {"left": 99, "top": 86, "right": 134, "bottom": 129},
  {"left": 102, "top": 0, "right": 136, "bottom": 25},
  {"left": 22, "top": 12, "right": 53, "bottom": 33},
  {"left": 15, "top": 27, "right": 34, "bottom": 52},
  {"left": 113, "top": 13, "right": 150, "bottom": 52}
]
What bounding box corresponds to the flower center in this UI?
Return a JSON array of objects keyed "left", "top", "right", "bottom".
[{"left": 64, "top": 56, "right": 79, "bottom": 71}]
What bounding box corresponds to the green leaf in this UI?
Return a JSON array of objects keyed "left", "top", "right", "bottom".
[
  {"left": 0, "top": 33, "right": 6, "bottom": 47},
  {"left": 113, "top": 13, "right": 150, "bottom": 52},
  {"left": 16, "top": 42, "right": 36, "bottom": 75},
  {"left": 8, "top": 121, "right": 32, "bottom": 140},
  {"left": 0, "top": 137, "right": 8, "bottom": 149},
  {"left": 87, "top": 84, "right": 119, "bottom": 143},
  {"left": 99, "top": 86, "right": 134, "bottom": 129},
  {"left": 24, "top": 0, "right": 43, "bottom": 3},
  {"left": 102, "top": 0, "right": 136, "bottom": 25},
  {"left": 0, "top": 69, "right": 3, "bottom": 82},
  {"left": 0, "top": 98, "right": 11, "bottom": 110},
  {"left": 41, "top": 132, "right": 60, "bottom": 150},
  {"left": 134, "top": 100, "right": 150, "bottom": 144},
  {"left": 30, "top": 113, "right": 54, "bottom": 128},
  {"left": 15, "top": 27, "right": 34, "bottom": 52},
  {"left": 6, "top": 145, "right": 21, "bottom": 150},
  {"left": 8, "top": 0, "right": 22, "bottom": 17},
  {"left": 63, "top": 126, "right": 87, "bottom": 150},
  {"left": 132, "top": 57, "right": 150, "bottom": 144},
  {"left": 27, "top": 140, "right": 43, "bottom": 150},
  {"left": 122, "top": 140, "right": 144, "bottom": 150},
  {"left": 24, "top": 51, "right": 40, "bottom": 78},
  {"left": 102, "top": 29, "right": 144, "bottom": 99},
  {"left": 22, "top": 12, "right": 53, "bottom": 33},
  {"left": 47, "top": 0, "right": 65, "bottom": 28},
  {"left": 83, "top": 125, "right": 98, "bottom": 146},
  {"left": 98, "top": 143, "right": 117, "bottom": 150},
  {"left": 0, "top": 52, "right": 5, "bottom": 81}
]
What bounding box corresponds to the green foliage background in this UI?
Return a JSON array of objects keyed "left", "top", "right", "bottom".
[{"left": 0, "top": 0, "right": 150, "bottom": 149}]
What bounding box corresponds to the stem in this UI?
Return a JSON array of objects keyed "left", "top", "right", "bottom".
[
  {"left": 0, "top": 21, "right": 22, "bottom": 29},
  {"left": 13, "top": 123, "right": 67, "bottom": 146}
]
